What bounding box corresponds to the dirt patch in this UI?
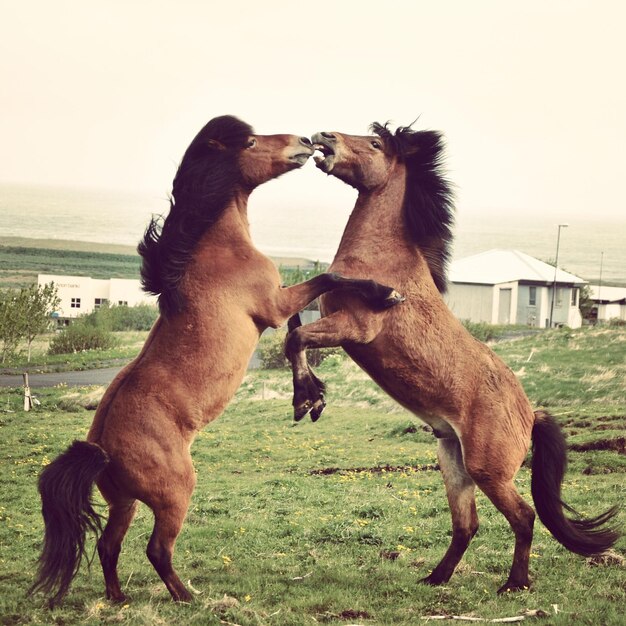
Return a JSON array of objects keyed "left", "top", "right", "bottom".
[
  {"left": 586, "top": 549, "right": 626, "bottom": 568},
  {"left": 339, "top": 609, "right": 372, "bottom": 620},
  {"left": 310, "top": 463, "right": 439, "bottom": 476},
  {"left": 569, "top": 437, "right": 626, "bottom": 455}
]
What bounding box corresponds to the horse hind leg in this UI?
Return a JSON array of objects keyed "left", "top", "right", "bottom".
[
  {"left": 470, "top": 473, "right": 535, "bottom": 593},
  {"left": 146, "top": 499, "right": 194, "bottom": 602},
  {"left": 422, "top": 437, "right": 479, "bottom": 586},
  {"left": 97, "top": 499, "right": 138, "bottom": 602}
]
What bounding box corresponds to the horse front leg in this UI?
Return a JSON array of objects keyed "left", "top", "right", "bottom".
[
  {"left": 270, "top": 273, "right": 403, "bottom": 328},
  {"left": 285, "top": 310, "right": 380, "bottom": 421}
]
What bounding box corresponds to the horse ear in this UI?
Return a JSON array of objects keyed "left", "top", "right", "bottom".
[
  {"left": 206, "top": 139, "right": 226, "bottom": 150},
  {"left": 401, "top": 130, "right": 442, "bottom": 157}
]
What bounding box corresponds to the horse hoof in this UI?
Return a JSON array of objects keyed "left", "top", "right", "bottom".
[
  {"left": 310, "top": 398, "right": 326, "bottom": 422},
  {"left": 497, "top": 580, "right": 530, "bottom": 594},
  {"left": 110, "top": 592, "right": 128, "bottom": 604},
  {"left": 419, "top": 573, "right": 448, "bottom": 586},
  {"left": 294, "top": 400, "right": 312, "bottom": 422},
  {"left": 384, "top": 290, "right": 405, "bottom": 308},
  {"left": 106, "top": 589, "right": 128, "bottom": 603}
]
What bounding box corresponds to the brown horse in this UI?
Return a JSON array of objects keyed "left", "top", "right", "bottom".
[
  {"left": 285, "top": 123, "right": 620, "bottom": 592},
  {"left": 29, "top": 115, "right": 403, "bottom": 607}
]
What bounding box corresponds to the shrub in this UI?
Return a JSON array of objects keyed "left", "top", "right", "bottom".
[
  {"left": 461, "top": 320, "right": 496, "bottom": 342},
  {"left": 48, "top": 322, "right": 117, "bottom": 354},
  {"left": 607, "top": 318, "right": 626, "bottom": 327},
  {"left": 257, "top": 329, "right": 345, "bottom": 369},
  {"left": 83, "top": 303, "right": 158, "bottom": 331},
  {"left": 257, "top": 331, "right": 288, "bottom": 369}
]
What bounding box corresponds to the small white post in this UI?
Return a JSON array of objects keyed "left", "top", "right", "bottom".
[{"left": 23, "top": 372, "right": 33, "bottom": 411}]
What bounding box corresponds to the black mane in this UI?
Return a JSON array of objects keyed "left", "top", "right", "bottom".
[
  {"left": 138, "top": 115, "right": 252, "bottom": 316},
  {"left": 371, "top": 122, "right": 455, "bottom": 293}
]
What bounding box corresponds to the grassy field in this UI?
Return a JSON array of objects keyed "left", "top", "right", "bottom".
[
  {"left": 1, "top": 331, "right": 148, "bottom": 375},
  {"left": 0, "top": 239, "right": 321, "bottom": 290},
  {"left": 0, "top": 246, "right": 143, "bottom": 289},
  {"left": 0, "top": 327, "right": 624, "bottom": 625}
]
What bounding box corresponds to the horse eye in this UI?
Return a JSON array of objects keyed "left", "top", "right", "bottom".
[
  {"left": 371, "top": 140, "right": 382, "bottom": 150},
  {"left": 246, "top": 138, "right": 257, "bottom": 149}
]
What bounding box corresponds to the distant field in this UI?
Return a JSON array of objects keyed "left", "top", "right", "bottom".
[
  {"left": 0, "top": 238, "right": 319, "bottom": 289},
  {"left": 0, "top": 245, "right": 142, "bottom": 289}
]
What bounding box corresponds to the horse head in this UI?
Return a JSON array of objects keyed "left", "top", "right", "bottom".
[
  {"left": 312, "top": 121, "right": 455, "bottom": 293},
  {"left": 311, "top": 130, "right": 395, "bottom": 191},
  {"left": 173, "top": 115, "right": 314, "bottom": 200},
  {"left": 139, "top": 115, "right": 315, "bottom": 316}
]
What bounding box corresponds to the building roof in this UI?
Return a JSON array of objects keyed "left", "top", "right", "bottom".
[
  {"left": 449, "top": 249, "right": 587, "bottom": 286},
  {"left": 588, "top": 285, "right": 626, "bottom": 303}
]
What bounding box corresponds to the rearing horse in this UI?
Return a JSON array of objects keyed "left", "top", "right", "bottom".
[
  {"left": 29, "top": 115, "right": 402, "bottom": 606},
  {"left": 286, "top": 122, "right": 620, "bottom": 592}
]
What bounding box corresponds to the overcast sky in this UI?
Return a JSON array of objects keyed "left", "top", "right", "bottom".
[{"left": 2, "top": 0, "right": 625, "bottom": 223}]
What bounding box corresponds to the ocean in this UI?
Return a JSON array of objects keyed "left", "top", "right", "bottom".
[{"left": 1, "top": 183, "right": 624, "bottom": 284}]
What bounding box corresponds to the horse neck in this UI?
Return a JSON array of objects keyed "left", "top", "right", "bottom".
[
  {"left": 335, "top": 166, "right": 412, "bottom": 262},
  {"left": 199, "top": 191, "right": 253, "bottom": 249},
  {"left": 182, "top": 191, "right": 256, "bottom": 292}
]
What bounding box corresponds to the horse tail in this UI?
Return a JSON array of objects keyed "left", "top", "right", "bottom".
[
  {"left": 530, "top": 410, "right": 620, "bottom": 556},
  {"left": 29, "top": 440, "right": 109, "bottom": 606}
]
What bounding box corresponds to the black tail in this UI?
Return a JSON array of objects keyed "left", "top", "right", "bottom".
[
  {"left": 28, "top": 440, "right": 109, "bottom": 607},
  {"left": 531, "top": 411, "right": 620, "bottom": 556}
]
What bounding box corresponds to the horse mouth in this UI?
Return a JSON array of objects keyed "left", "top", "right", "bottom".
[
  {"left": 312, "top": 140, "right": 336, "bottom": 173},
  {"left": 289, "top": 152, "right": 313, "bottom": 166}
]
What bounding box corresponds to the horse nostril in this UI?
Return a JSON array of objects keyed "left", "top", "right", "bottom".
[
  {"left": 321, "top": 132, "right": 336, "bottom": 140},
  {"left": 300, "top": 137, "right": 312, "bottom": 145}
]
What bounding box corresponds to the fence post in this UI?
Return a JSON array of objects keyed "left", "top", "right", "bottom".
[{"left": 23, "top": 372, "right": 33, "bottom": 411}]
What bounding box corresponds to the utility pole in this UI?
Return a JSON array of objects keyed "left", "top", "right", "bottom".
[
  {"left": 549, "top": 223, "right": 568, "bottom": 328},
  {"left": 597, "top": 251, "right": 604, "bottom": 323}
]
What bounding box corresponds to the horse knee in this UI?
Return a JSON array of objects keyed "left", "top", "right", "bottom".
[
  {"left": 147, "top": 540, "right": 170, "bottom": 573},
  {"left": 285, "top": 328, "right": 303, "bottom": 358},
  {"left": 514, "top": 503, "right": 535, "bottom": 539},
  {"left": 452, "top": 524, "right": 478, "bottom": 549},
  {"left": 98, "top": 536, "right": 120, "bottom": 563}
]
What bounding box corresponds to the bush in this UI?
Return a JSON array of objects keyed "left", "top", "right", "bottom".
[
  {"left": 83, "top": 303, "right": 158, "bottom": 331},
  {"left": 48, "top": 322, "right": 117, "bottom": 354},
  {"left": 461, "top": 320, "right": 496, "bottom": 342},
  {"left": 607, "top": 318, "right": 626, "bottom": 327},
  {"left": 257, "top": 329, "right": 345, "bottom": 369},
  {"left": 257, "top": 331, "right": 288, "bottom": 369}
]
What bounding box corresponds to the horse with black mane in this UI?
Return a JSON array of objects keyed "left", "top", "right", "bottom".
[
  {"left": 29, "top": 115, "right": 402, "bottom": 606},
  {"left": 285, "top": 122, "right": 620, "bottom": 592}
]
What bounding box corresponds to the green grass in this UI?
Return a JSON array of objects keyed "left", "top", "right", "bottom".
[
  {"left": 0, "top": 246, "right": 143, "bottom": 289},
  {"left": 0, "top": 241, "right": 320, "bottom": 290},
  {"left": 0, "top": 327, "right": 625, "bottom": 624},
  {"left": 1, "top": 331, "right": 148, "bottom": 374}
]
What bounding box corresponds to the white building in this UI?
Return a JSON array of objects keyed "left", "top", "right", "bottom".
[
  {"left": 588, "top": 285, "right": 626, "bottom": 322},
  {"left": 38, "top": 274, "right": 157, "bottom": 320},
  {"left": 445, "top": 249, "right": 586, "bottom": 328}
]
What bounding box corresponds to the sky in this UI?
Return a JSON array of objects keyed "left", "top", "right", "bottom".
[{"left": 2, "top": 0, "right": 625, "bottom": 225}]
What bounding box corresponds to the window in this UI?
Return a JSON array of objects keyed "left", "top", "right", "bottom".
[
  {"left": 529, "top": 286, "right": 536, "bottom": 306},
  {"left": 70, "top": 297, "right": 81, "bottom": 309},
  {"left": 118, "top": 300, "right": 128, "bottom": 306},
  {"left": 555, "top": 289, "right": 563, "bottom": 308},
  {"left": 94, "top": 298, "right": 109, "bottom": 309},
  {"left": 571, "top": 289, "right": 578, "bottom": 306}
]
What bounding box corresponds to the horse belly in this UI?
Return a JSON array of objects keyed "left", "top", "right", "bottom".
[{"left": 342, "top": 341, "right": 459, "bottom": 438}]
